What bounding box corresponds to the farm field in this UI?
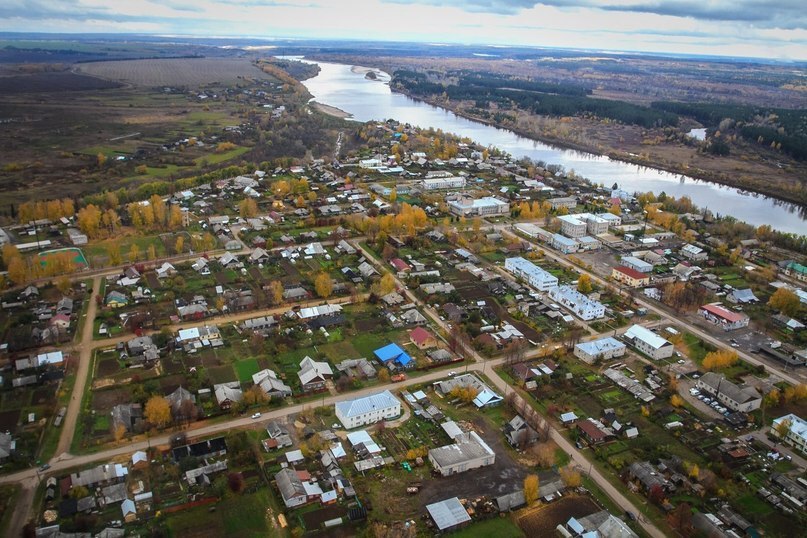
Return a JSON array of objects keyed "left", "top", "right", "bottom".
[{"left": 79, "top": 58, "right": 278, "bottom": 87}]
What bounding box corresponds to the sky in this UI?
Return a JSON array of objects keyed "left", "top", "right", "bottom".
[{"left": 1, "top": 0, "right": 805, "bottom": 60}]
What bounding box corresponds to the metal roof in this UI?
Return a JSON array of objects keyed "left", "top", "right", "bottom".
[
  {"left": 335, "top": 390, "right": 400, "bottom": 419},
  {"left": 426, "top": 497, "right": 471, "bottom": 530}
]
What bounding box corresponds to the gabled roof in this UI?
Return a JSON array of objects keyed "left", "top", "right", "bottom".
[
  {"left": 624, "top": 324, "right": 671, "bottom": 350},
  {"left": 409, "top": 326, "right": 435, "bottom": 346}
]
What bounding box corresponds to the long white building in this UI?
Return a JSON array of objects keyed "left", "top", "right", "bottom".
[
  {"left": 623, "top": 324, "right": 674, "bottom": 360},
  {"left": 448, "top": 196, "right": 509, "bottom": 217},
  {"left": 574, "top": 337, "right": 627, "bottom": 364},
  {"left": 505, "top": 257, "right": 558, "bottom": 291},
  {"left": 335, "top": 390, "right": 401, "bottom": 429},
  {"left": 422, "top": 176, "right": 466, "bottom": 190},
  {"left": 548, "top": 285, "right": 605, "bottom": 320}
]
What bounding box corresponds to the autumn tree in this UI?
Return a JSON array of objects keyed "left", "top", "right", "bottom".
[
  {"left": 768, "top": 287, "right": 801, "bottom": 317},
  {"left": 524, "top": 474, "right": 540, "bottom": 506},
  {"left": 577, "top": 274, "right": 593, "bottom": 294},
  {"left": 314, "top": 272, "right": 333, "bottom": 298},
  {"left": 168, "top": 205, "right": 184, "bottom": 229},
  {"left": 7, "top": 257, "right": 28, "bottom": 284},
  {"left": 147, "top": 245, "right": 157, "bottom": 260},
  {"left": 76, "top": 204, "right": 103, "bottom": 239},
  {"left": 670, "top": 394, "right": 684, "bottom": 407},
  {"left": 377, "top": 368, "right": 390, "bottom": 383},
  {"left": 773, "top": 417, "right": 792, "bottom": 439},
  {"left": 702, "top": 350, "right": 738, "bottom": 371},
  {"left": 239, "top": 198, "right": 258, "bottom": 218},
  {"left": 559, "top": 465, "right": 582, "bottom": 487},
  {"left": 55, "top": 275, "right": 72, "bottom": 294},
  {"left": 531, "top": 442, "right": 556, "bottom": 468},
  {"left": 372, "top": 272, "right": 396, "bottom": 296},
  {"left": 144, "top": 396, "right": 171, "bottom": 428},
  {"left": 106, "top": 241, "right": 122, "bottom": 266},
  {"left": 269, "top": 281, "right": 284, "bottom": 305},
  {"left": 175, "top": 236, "right": 185, "bottom": 254},
  {"left": 129, "top": 244, "right": 141, "bottom": 262}
]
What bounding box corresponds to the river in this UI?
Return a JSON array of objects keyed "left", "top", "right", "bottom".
[{"left": 298, "top": 60, "right": 806, "bottom": 235}]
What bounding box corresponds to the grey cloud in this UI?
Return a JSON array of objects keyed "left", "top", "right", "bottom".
[{"left": 385, "top": 0, "right": 806, "bottom": 29}]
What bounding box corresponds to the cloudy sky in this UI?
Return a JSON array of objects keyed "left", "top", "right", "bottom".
[{"left": 1, "top": 0, "right": 804, "bottom": 60}]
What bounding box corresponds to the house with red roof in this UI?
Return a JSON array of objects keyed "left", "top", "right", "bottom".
[
  {"left": 699, "top": 302, "right": 750, "bottom": 331},
  {"left": 611, "top": 266, "right": 650, "bottom": 288},
  {"left": 390, "top": 258, "right": 411, "bottom": 272},
  {"left": 410, "top": 327, "right": 437, "bottom": 349}
]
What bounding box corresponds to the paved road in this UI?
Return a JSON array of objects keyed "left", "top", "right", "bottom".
[{"left": 495, "top": 224, "right": 803, "bottom": 386}]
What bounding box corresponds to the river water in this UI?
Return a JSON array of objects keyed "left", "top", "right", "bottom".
[{"left": 299, "top": 60, "right": 806, "bottom": 235}]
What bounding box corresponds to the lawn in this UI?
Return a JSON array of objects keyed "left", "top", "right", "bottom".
[
  {"left": 235, "top": 358, "right": 260, "bottom": 384},
  {"left": 167, "top": 489, "right": 278, "bottom": 537},
  {"left": 452, "top": 517, "right": 525, "bottom": 538}
]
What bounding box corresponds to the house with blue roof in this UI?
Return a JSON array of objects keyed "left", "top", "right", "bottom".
[{"left": 373, "top": 343, "right": 413, "bottom": 370}]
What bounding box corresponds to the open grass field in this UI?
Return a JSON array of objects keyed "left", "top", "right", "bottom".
[
  {"left": 0, "top": 72, "right": 121, "bottom": 94},
  {"left": 235, "top": 358, "right": 260, "bottom": 383},
  {"left": 166, "top": 488, "right": 276, "bottom": 538},
  {"left": 79, "top": 58, "right": 278, "bottom": 87}
]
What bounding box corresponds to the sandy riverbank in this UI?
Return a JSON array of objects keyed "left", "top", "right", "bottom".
[{"left": 311, "top": 101, "right": 352, "bottom": 119}]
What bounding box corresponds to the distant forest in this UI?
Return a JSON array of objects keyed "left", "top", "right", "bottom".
[
  {"left": 393, "top": 69, "right": 807, "bottom": 161},
  {"left": 651, "top": 101, "right": 807, "bottom": 161},
  {"left": 393, "top": 69, "right": 678, "bottom": 128}
]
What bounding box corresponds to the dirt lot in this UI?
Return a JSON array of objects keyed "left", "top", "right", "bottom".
[
  {"left": 91, "top": 387, "right": 131, "bottom": 411},
  {"left": 78, "top": 58, "right": 276, "bottom": 87},
  {"left": 97, "top": 357, "right": 120, "bottom": 377},
  {"left": 419, "top": 417, "right": 530, "bottom": 505},
  {"left": 0, "top": 410, "right": 21, "bottom": 432},
  {"left": 516, "top": 494, "right": 600, "bottom": 535}
]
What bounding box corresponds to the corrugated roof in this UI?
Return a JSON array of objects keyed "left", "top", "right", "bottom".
[
  {"left": 426, "top": 497, "right": 471, "bottom": 530},
  {"left": 335, "top": 390, "right": 400, "bottom": 419}
]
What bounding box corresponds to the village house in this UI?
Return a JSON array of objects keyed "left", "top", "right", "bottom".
[
  {"left": 373, "top": 342, "right": 413, "bottom": 370},
  {"left": 435, "top": 374, "right": 503, "bottom": 408},
  {"left": 699, "top": 303, "right": 750, "bottom": 331},
  {"left": 680, "top": 243, "right": 708, "bottom": 261},
  {"left": 297, "top": 356, "right": 333, "bottom": 392},
  {"left": 503, "top": 415, "right": 539, "bottom": 447},
  {"left": 577, "top": 418, "right": 614, "bottom": 446},
  {"left": 252, "top": 369, "right": 292, "bottom": 399},
  {"left": 213, "top": 382, "right": 243, "bottom": 409},
  {"left": 409, "top": 326, "right": 437, "bottom": 349}
]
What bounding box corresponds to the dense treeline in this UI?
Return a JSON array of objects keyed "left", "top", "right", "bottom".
[
  {"left": 456, "top": 71, "right": 591, "bottom": 97},
  {"left": 651, "top": 101, "right": 807, "bottom": 160},
  {"left": 393, "top": 70, "right": 678, "bottom": 128}
]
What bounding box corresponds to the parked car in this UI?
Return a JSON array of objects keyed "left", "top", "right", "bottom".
[{"left": 250, "top": 412, "right": 261, "bottom": 419}]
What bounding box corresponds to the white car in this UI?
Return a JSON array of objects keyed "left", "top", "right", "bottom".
[{"left": 250, "top": 412, "right": 261, "bottom": 419}]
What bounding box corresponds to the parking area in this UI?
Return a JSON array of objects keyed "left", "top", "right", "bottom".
[{"left": 677, "top": 377, "right": 732, "bottom": 420}]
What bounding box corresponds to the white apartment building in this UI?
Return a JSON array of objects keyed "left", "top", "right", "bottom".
[
  {"left": 548, "top": 285, "right": 606, "bottom": 320},
  {"left": 421, "top": 176, "right": 466, "bottom": 190},
  {"left": 623, "top": 324, "right": 674, "bottom": 360},
  {"left": 505, "top": 257, "right": 559, "bottom": 291},
  {"left": 335, "top": 390, "right": 401, "bottom": 429},
  {"left": 448, "top": 197, "right": 510, "bottom": 217}
]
